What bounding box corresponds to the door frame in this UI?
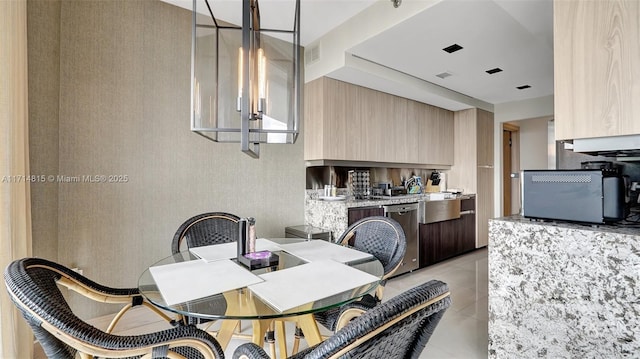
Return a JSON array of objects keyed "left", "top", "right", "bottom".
[{"left": 502, "top": 123, "right": 520, "bottom": 216}]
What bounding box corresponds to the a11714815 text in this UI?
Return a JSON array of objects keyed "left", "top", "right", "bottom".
[{"left": 1, "top": 174, "right": 129, "bottom": 183}]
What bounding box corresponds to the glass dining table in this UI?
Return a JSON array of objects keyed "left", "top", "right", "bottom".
[{"left": 138, "top": 238, "right": 384, "bottom": 355}]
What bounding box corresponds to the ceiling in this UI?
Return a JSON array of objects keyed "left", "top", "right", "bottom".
[{"left": 163, "top": 0, "right": 554, "bottom": 110}]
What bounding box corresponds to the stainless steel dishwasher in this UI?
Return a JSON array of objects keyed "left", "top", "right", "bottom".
[{"left": 383, "top": 202, "right": 419, "bottom": 276}]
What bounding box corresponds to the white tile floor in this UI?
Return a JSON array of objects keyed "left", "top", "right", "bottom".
[{"left": 35, "top": 248, "right": 488, "bottom": 358}]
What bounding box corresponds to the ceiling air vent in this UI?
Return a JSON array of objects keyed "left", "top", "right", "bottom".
[
  {"left": 516, "top": 85, "right": 531, "bottom": 90},
  {"left": 305, "top": 44, "right": 321, "bottom": 65},
  {"left": 442, "top": 44, "right": 463, "bottom": 53},
  {"left": 486, "top": 67, "right": 503, "bottom": 74},
  {"left": 436, "top": 71, "right": 453, "bottom": 79}
]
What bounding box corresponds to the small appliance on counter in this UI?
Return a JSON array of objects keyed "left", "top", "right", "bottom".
[
  {"left": 389, "top": 186, "right": 408, "bottom": 196},
  {"left": 522, "top": 169, "right": 630, "bottom": 224},
  {"left": 580, "top": 160, "right": 622, "bottom": 174},
  {"left": 370, "top": 183, "right": 407, "bottom": 199}
]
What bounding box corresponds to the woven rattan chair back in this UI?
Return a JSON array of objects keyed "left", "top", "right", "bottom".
[
  {"left": 304, "top": 216, "right": 408, "bottom": 340},
  {"left": 4, "top": 257, "right": 224, "bottom": 359},
  {"left": 171, "top": 212, "right": 242, "bottom": 327},
  {"left": 171, "top": 212, "right": 241, "bottom": 254},
  {"left": 336, "top": 216, "right": 407, "bottom": 282},
  {"left": 233, "top": 280, "right": 451, "bottom": 359}
]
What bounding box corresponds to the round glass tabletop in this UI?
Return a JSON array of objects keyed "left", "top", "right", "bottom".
[{"left": 138, "top": 238, "right": 384, "bottom": 321}]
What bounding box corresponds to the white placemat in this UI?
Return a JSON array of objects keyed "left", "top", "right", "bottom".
[
  {"left": 248, "top": 260, "right": 379, "bottom": 312},
  {"left": 149, "top": 259, "right": 263, "bottom": 305},
  {"left": 189, "top": 238, "right": 282, "bottom": 262},
  {"left": 278, "top": 240, "right": 373, "bottom": 263}
]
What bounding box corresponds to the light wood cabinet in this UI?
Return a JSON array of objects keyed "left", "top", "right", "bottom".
[
  {"left": 304, "top": 77, "right": 357, "bottom": 161},
  {"left": 357, "top": 86, "right": 394, "bottom": 162},
  {"left": 447, "top": 108, "right": 494, "bottom": 248},
  {"left": 304, "top": 77, "right": 453, "bottom": 166},
  {"left": 554, "top": 0, "right": 640, "bottom": 140},
  {"left": 408, "top": 101, "right": 454, "bottom": 165},
  {"left": 476, "top": 167, "right": 493, "bottom": 247},
  {"left": 476, "top": 108, "right": 494, "bottom": 167}
]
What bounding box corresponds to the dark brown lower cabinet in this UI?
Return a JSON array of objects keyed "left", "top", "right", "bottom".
[
  {"left": 419, "top": 200, "right": 476, "bottom": 267},
  {"left": 458, "top": 211, "right": 476, "bottom": 253},
  {"left": 347, "top": 206, "right": 384, "bottom": 225}
]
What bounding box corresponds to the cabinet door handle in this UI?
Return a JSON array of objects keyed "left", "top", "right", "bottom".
[{"left": 460, "top": 210, "right": 475, "bottom": 215}]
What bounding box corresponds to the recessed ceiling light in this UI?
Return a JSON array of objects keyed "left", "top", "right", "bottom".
[
  {"left": 486, "top": 67, "right": 503, "bottom": 74},
  {"left": 442, "top": 44, "right": 463, "bottom": 53},
  {"left": 436, "top": 71, "right": 453, "bottom": 79},
  {"left": 516, "top": 85, "right": 531, "bottom": 90}
]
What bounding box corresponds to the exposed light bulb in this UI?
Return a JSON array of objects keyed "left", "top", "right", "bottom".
[
  {"left": 258, "top": 48, "right": 266, "bottom": 101},
  {"left": 237, "top": 47, "right": 243, "bottom": 99}
]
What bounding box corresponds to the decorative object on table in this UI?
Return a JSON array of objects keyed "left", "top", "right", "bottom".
[
  {"left": 238, "top": 217, "right": 279, "bottom": 269},
  {"left": 4, "top": 257, "right": 225, "bottom": 359},
  {"left": 233, "top": 280, "right": 451, "bottom": 359},
  {"left": 190, "top": 0, "right": 302, "bottom": 158},
  {"left": 348, "top": 170, "right": 371, "bottom": 199}
]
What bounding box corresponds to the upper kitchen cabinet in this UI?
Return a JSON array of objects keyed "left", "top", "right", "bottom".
[
  {"left": 304, "top": 77, "right": 356, "bottom": 161},
  {"left": 554, "top": 0, "right": 640, "bottom": 140},
  {"left": 408, "top": 101, "right": 454, "bottom": 166},
  {"left": 304, "top": 77, "right": 453, "bottom": 167},
  {"left": 356, "top": 85, "right": 409, "bottom": 163}
]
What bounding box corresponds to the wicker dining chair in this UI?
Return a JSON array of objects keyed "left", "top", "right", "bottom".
[
  {"left": 286, "top": 216, "right": 407, "bottom": 353},
  {"left": 234, "top": 280, "right": 451, "bottom": 359},
  {"left": 171, "top": 211, "right": 245, "bottom": 339},
  {"left": 334, "top": 216, "right": 407, "bottom": 301},
  {"left": 4, "top": 257, "right": 225, "bottom": 359},
  {"left": 171, "top": 212, "right": 241, "bottom": 255}
]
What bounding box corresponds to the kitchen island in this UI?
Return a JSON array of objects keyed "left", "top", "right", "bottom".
[{"left": 488, "top": 216, "right": 640, "bottom": 358}]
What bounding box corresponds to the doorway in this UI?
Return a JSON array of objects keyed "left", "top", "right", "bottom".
[{"left": 502, "top": 123, "right": 520, "bottom": 216}]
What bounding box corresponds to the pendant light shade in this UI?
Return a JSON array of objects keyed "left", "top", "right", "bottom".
[{"left": 191, "top": 0, "right": 301, "bottom": 158}]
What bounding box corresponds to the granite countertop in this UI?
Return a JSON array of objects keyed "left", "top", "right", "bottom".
[
  {"left": 489, "top": 214, "right": 640, "bottom": 357},
  {"left": 309, "top": 193, "right": 474, "bottom": 209},
  {"left": 305, "top": 191, "right": 475, "bottom": 241},
  {"left": 493, "top": 214, "right": 640, "bottom": 236}
]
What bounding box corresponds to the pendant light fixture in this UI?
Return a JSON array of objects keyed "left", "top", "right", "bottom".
[{"left": 191, "top": 0, "right": 301, "bottom": 158}]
